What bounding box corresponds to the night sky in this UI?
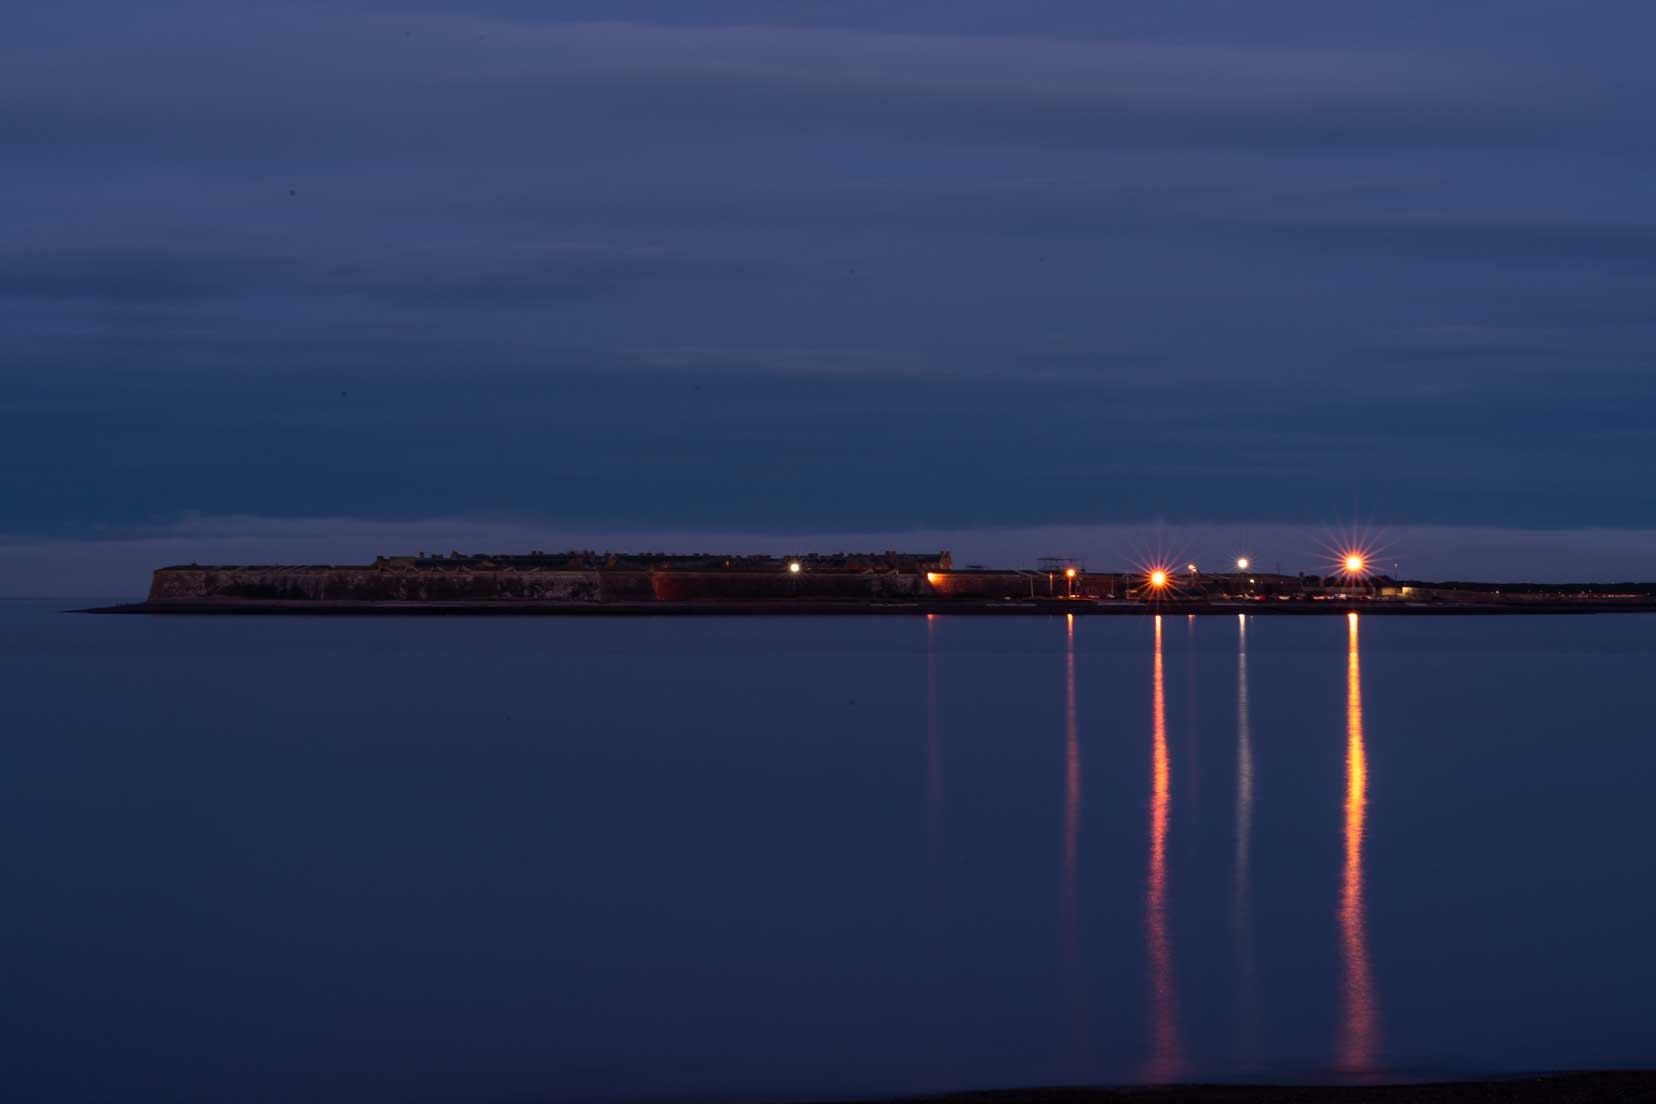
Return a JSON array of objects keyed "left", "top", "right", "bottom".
[{"left": 6, "top": 2, "right": 1655, "bottom": 589}]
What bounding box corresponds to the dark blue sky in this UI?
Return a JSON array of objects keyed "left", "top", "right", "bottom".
[{"left": 6, "top": 1, "right": 1655, "bottom": 546}]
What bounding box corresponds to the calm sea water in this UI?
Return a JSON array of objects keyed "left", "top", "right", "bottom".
[{"left": 3, "top": 601, "right": 1654, "bottom": 1102}]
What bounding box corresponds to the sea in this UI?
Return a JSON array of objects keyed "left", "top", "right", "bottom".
[{"left": 3, "top": 599, "right": 1654, "bottom": 1102}]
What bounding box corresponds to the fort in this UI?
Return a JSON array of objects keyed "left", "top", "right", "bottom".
[{"left": 86, "top": 549, "right": 1656, "bottom": 615}]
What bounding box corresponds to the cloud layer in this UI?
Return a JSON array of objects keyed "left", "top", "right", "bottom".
[{"left": 4, "top": 2, "right": 1655, "bottom": 538}]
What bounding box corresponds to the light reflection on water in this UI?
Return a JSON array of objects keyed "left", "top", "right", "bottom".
[
  {"left": 926, "top": 613, "right": 942, "bottom": 872},
  {"left": 1062, "top": 614, "right": 1086, "bottom": 1057},
  {"left": 1340, "top": 612, "right": 1381, "bottom": 1072},
  {"left": 1145, "top": 615, "right": 1186, "bottom": 1082},
  {"left": 1233, "top": 614, "right": 1258, "bottom": 1064}
]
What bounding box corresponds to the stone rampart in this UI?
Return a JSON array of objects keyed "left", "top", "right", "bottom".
[
  {"left": 149, "top": 567, "right": 610, "bottom": 603},
  {"left": 146, "top": 565, "right": 935, "bottom": 604}
]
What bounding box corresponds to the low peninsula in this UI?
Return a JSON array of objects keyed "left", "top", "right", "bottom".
[{"left": 83, "top": 550, "right": 1656, "bottom": 615}]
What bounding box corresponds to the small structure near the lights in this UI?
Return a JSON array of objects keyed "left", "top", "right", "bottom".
[{"left": 1037, "top": 556, "right": 1084, "bottom": 597}]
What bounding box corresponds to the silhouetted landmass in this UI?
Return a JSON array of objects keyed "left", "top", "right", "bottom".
[{"left": 79, "top": 550, "right": 1656, "bottom": 614}]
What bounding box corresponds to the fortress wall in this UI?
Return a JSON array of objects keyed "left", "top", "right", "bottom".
[
  {"left": 596, "top": 572, "right": 658, "bottom": 602},
  {"left": 650, "top": 571, "right": 922, "bottom": 601},
  {"left": 923, "top": 572, "right": 1037, "bottom": 599},
  {"left": 148, "top": 567, "right": 924, "bottom": 604},
  {"left": 149, "top": 568, "right": 606, "bottom": 603}
]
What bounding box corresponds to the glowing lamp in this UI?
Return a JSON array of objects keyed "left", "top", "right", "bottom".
[
  {"left": 1236, "top": 557, "right": 1249, "bottom": 570},
  {"left": 788, "top": 561, "right": 802, "bottom": 574},
  {"left": 1344, "top": 555, "right": 1364, "bottom": 574},
  {"left": 1065, "top": 567, "right": 1077, "bottom": 578},
  {"left": 1150, "top": 570, "right": 1168, "bottom": 588}
]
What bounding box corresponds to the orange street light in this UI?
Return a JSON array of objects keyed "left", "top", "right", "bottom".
[
  {"left": 1150, "top": 570, "right": 1168, "bottom": 589},
  {"left": 1344, "top": 554, "right": 1365, "bottom": 574}
]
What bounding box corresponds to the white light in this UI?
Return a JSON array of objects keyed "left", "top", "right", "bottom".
[
  {"left": 1236, "top": 557, "right": 1249, "bottom": 571},
  {"left": 788, "top": 561, "right": 802, "bottom": 574}
]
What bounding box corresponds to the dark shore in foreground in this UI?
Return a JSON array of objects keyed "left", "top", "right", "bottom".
[{"left": 817, "top": 1071, "right": 1656, "bottom": 1104}]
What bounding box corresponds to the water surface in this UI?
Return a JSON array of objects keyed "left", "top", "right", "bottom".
[{"left": 2, "top": 602, "right": 1653, "bottom": 1101}]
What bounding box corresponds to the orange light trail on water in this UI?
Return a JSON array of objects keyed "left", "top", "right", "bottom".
[
  {"left": 1339, "top": 612, "right": 1379, "bottom": 1072},
  {"left": 1062, "top": 613, "right": 1086, "bottom": 1053},
  {"left": 926, "top": 614, "right": 942, "bottom": 871},
  {"left": 1064, "top": 615, "right": 1080, "bottom": 952},
  {"left": 1233, "top": 614, "right": 1258, "bottom": 1061},
  {"left": 1145, "top": 615, "right": 1184, "bottom": 1082}
]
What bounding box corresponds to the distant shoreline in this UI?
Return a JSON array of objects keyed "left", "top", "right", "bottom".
[
  {"left": 78, "top": 598, "right": 1656, "bottom": 616},
  {"left": 119, "top": 552, "right": 1656, "bottom": 614}
]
